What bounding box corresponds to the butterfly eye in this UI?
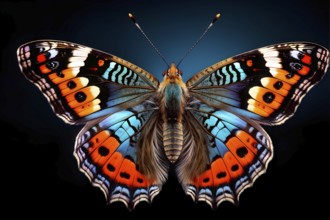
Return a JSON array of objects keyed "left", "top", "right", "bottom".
[{"left": 162, "top": 71, "right": 167, "bottom": 76}]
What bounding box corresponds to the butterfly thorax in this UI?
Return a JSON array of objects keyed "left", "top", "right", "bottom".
[{"left": 158, "top": 64, "right": 188, "bottom": 163}]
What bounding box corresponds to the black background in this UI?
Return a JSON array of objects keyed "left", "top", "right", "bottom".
[{"left": 1, "top": 0, "right": 329, "bottom": 217}]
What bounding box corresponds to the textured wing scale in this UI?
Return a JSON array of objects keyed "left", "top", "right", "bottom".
[
  {"left": 182, "top": 102, "right": 272, "bottom": 208},
  {"left": 74, "top": 101, "right": 168, "bottom": 209},
  {"left": 187, "top": 42, "right": 329, "bottom": 125},
  {"left": 16, "top": 40, "right": 169, "bottom": 209},
  {"left": 17, "top": 40, "right": 159, "bottom": 124}
]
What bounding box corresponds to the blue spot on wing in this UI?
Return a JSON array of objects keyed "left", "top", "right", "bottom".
[
  {"left": 122, "top": 121, "right": 136, "bottom": 136},
  {"left": 215, "top": 138, "right": 229, "bottom": 156},
  {"left": 99, "top": 110, "right": 133, "bottom": 128},
  {"left": 216, "top": 127, "right": 231, "bottom": 142},
  {"left": 205, "top": 115, "right": 218, "bottom": 130},
  {"left": 214, "top": 110, "right": 248, "bottom": 129},
  {"left": 115, "top": 127, "right": 129, "bottom": 142},
  {"left": 102, "top": 61, "right": 116, "bottom": 79},
  {"left": 222, "top": 121, "right": 238, "bottom": 132}
]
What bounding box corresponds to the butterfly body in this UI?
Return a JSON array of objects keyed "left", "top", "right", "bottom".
[
  {"left": 17, "top": 40, "right": 329, "bottom": 210},
  {"left": 158, "top": 64, "right": 188, "bottom": 162}
]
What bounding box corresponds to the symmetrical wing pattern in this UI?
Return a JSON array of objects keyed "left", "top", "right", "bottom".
[{"left": 17, "top": 39, "right": 329, "bottom": 210}]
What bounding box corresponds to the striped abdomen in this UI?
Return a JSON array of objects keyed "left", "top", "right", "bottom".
[
  {"left": 163, "top": 122, "right": 183, "bottom": 163},
  {"left": 160, "top": 82, "right": 186, "bottom": 163}
]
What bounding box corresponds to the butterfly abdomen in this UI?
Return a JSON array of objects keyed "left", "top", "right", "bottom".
[{"left": 163, "top": 121, "right": 183, "bottom": 163}]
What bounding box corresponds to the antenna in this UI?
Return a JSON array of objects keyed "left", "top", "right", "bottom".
[
  {"left": 128, "top": 13, "right": 170, "bottom": 67},
  {"left": 177, "top": 13, "right": 221, "bottom": 67}
]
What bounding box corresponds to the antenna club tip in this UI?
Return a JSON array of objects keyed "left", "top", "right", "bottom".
[
  {"left": 128, "top": 13, "right": 133, "bottom": 18},
  {"left": 128, "top": 13, "right": 136, "bottom": 23},
  {"left": 211, "top": 13, "right": 221, "bottom": 24}
]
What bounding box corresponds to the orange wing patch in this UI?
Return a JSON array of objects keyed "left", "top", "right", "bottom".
[
  {"left": 301, "top": 54, "right": 312, "bottom": 65},
  {"left": 247, "top": 99, "right": 274, "bottom": 117},
  {"left": 116, "top": 159, "right": 136, "bottom": 186},
  {"left": 86, "top": 131, "right": 152, "bottom": 189},
  {"left": 236, "top": 130, "right": 259, "bottom": 154},
  {"left": 249, "top": 86, "right": 284, "bottom": 109},
  {"left": 58, "top": 77, "right": 89, "bottom": 96},
  {"left": 86, "top": 130, "right": 111, "bottom": 154},
  {"left": 98, "top": 59, "right": 105, "bottom": 67},
  {"left": 194, "top": 169, "right": 213, "bottom": 188},
  {"left": 66, "top": 86, "right": 100, "bottom": 109},
  {"left": 246, "top": 59, "right": 253, "bottom": 67},
  {"left": 260, "top": 77, "right": 291, "bottom": 96},
  {"left": 74, "top": 99, "right": 101, "bottom": 117},
  {"left": 222, "top": 151, "right": 244, "bottom": 180},
  {"left": 48, "top": 68, "right": 80, "bottom": 84},
  {"left": 37, "top": 53, "right": 47, "bottom": 63},
  {"left": 226, "top": 136, "right": 255, "bottom": 166},
  {"left": 39, "top": 63, "right": 52, "bottom": 74},
  {"left": 211, "top": 158, "right": 231, "bottom": 186},
  {"left": 269, "top": 68, "right": 301, "bottom": 85},
  {"left": 102, "top": 152, "right": 123, "bottom": 179},
  {"left": 297, "top": 65, "right": 310, "bottom": 75}
]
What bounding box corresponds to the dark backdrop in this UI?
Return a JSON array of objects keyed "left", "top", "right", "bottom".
[{"left": 1, "top": 0, "right": 329, "bottom": 217}]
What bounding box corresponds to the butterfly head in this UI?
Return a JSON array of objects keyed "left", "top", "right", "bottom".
[
  {"left": 163, "top": 63, "right": 183, "bottom": 82},
  {"left": 159, "top": 63, "right": 188, "bottom": 95}
]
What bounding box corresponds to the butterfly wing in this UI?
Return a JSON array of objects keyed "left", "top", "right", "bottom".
[
  {"left": 17, "top": 40, "right": 169, "bottom": 209},
  {"left": 186, "top": 42, "right": 329, "bottom": 125},
  {"left": 178, "top": 102, "right": 272, "bottom": 208},
  {"left": 17, "top": 40, "right": 159, "bottom": 124},
  {"left": 178, "top": 42, "right": 329, "bottom": 208},
  {"left": 74, "top": 101, "right": 168, "bottom": 210}
]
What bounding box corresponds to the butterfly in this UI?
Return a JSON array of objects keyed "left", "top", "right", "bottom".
[{"left": 17, "top": 14, "right": 329, "bottom": 210}]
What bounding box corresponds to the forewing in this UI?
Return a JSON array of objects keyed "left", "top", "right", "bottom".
[
  {"left": 186, "top": 42, "right": 329, "bottom": 125},
  {"left": 17, "top": 40, "right": 159, "bottom": 124}
]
